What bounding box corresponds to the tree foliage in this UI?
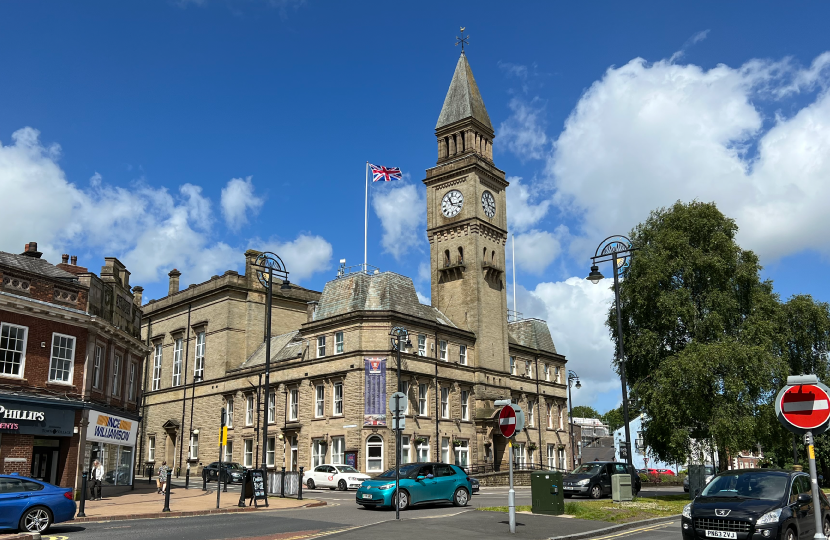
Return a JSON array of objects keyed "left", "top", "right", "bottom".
[
  {"left": 601, "top": 407, "right": 625, "bottom": 432},
  {"left": 571, "top": 405, "right": 601, "bottom": 419}
]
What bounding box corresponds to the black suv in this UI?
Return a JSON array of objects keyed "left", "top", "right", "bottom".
[
  {"left": 682, "top": 469, "right": 830, "bottom": 540},
  {"left": 562, "top": 461, "right": 641, "bottom": 499},
  {"left": 201, "top": 462, "right": 244, "bottom": 483}
]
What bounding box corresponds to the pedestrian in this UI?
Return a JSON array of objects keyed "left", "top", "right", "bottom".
[
  {"left": 90, "top": 460, "right": 104, "bottom": 500},
  {"left": 158, "top": 461, "right": 169, "bottom": 494}
]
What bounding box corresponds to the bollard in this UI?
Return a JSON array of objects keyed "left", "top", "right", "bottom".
[
  {"left": 77, "top": 472, "right": 88, "bottom": 517},
  {"left": 186, "top": 465, "right": 191, "bottom": 489},
  {"left": 238, "top": 470, "right": 247, "bottom": 507},
  {"left": 280, "top": 467, "right": 285, "bottom": 498},
  {"left": 223, "top": 473, "right": 228, "bottom": 493},
  {"left": 147, "top": 465, "right": 153, "bottom": 485},
  {"left": 162, "top": 471, "right": 172, "bottom": 512},
  {"left": 203, "top": 471, "right": 207, "bottom": 491},
  {"left": 298, "top": 467, "right": 304, "bottom": 501}
]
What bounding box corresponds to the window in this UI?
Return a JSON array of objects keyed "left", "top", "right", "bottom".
[
  {"left": 461, "top": 390, "right": 469, "bottom": 421},
  {"left": 152, "top": 344, "right": 162, "bottom": 391},
  {"left": 189, "top": 433, "right": 200, "bottom": 460},
  {"left": 547, "top": 402, "right": 553, "bottom": 429},
  {"left": 555, "top": 366, "right": 561, "bottom": 383},
  {"left": 112, "top": 353, "right": 121, "bottom": 395},
  {"left": 510, "top": 356, "right": 516, "bottom": 375},
  {"left": 246, "top": 395, "right": 254, "bottom": 426},
  {"left": 418, "top": 335, "right": 426, "bottom": 356},
  {"left": 194, "top": 331, "right": 205, "bottom": 379},
  {"left": 93, "top": 345, "right": 103, "bottom": 389},
  {"left": 335, "top": 331, "right": 344, "bottom": 354},
  {"left": 317, "top": 336, "right": 326, "bottom": 358},
  {"left": 441, "top": 387, "right": 450, "bottom": 419},
  {"left": 441, "top": 438, "right": 450, "bottom": 464},
  {"left": 558, "top": 447, "right": 566, "bottom": 470},
  {"left": 290, "top": 388, "right": 299, "bottom": 421},
  {"left": 525, "top": 361, "right": 532, "bottom": 378},
  {"left": 128, "top": 363, "right": 136, "bottom": 400},
  {"left": 528, "top": 400, "right": 535, "bottom": 427},
  {"left": 400, "top": 381, "right": 410, "bottom": 414},
  {"left": 439, "top": 340, "right": 447, "bottom": 361},
  {"left": 226, "top": 398, "right": 234, "bottom": 428},
  {"left": 547, "top": 445, "right": 556, "bottom": 469},
  {"left": 417, "top": 438, "right": 430, "bottom": 462},
  {"left": 544, "top": 364, "right": 550, "bottom": 382},
  {"left": 315, "top": 384, "right": 325, "bottom": 417},
  {"left": 333, "top": 382, "right": 343, "bottom": 416},
  {"left": 148, "top": 436, "right": 156, "bottom": 461},
  {"left": 0, "top": 323, "right": 27, "bottom": 377},
  {"left": 244, "top": 439, "right": 253, "bottom": 467},
  {"left": 454, "top": 440, "right": 469, "bottom": 467},
  {"left": 418, "top": 384, "right": 428, "bottom": 416},
  {"left": 401, "top": 435, "right": 411, "bottom": 464},
  {"left": 172, "top": 338, "right": 183, "bottom": 386},
  {"left": 266, "top": 437, "right": 276, "bottom": 467},
  {"left": 528, "top": 446, "right": 535, "bottom": 467},
  {"left": 366, "top": 435, "right": 383, "bottom": 472},
  {"left": 331, "top": 436, "right": 344, "bottom": 465},
  {"left": 459, "top": 345, "right": 467, "bottom": 365},
  {"left": 49, "top": 333, "right": 75, "bottom": 383},
  {"left": 225, "top": 441, "right": 233, "bottom": 462},
  {"left": 559, "top": 408, "right": 565, "bottom": 430},
  {"left": 268, "top": 391, "right": 276, "bottom": 424},
  {"left": 514, "top": 443, "right": 526, "bottom": 467}
]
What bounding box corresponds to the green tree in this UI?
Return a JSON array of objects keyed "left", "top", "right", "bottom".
[
  {"left": 571, "top": 405, "right": 601, "bottom": 419},
  {"left": 609, "top": 201, "right": 789, "bottom": 468},
  {"left": 601, "top": 407, "right": 625, "bottom": 432}
]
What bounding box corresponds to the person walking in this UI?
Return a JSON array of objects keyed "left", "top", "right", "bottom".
[
  {"left": 90, "top": 460, "right": 104, "bottom": 500},
  {"left": 158, "top": 461, "right": 169, "bottom": 495}
]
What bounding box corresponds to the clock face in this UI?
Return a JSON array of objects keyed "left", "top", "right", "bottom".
[
  {"left": 481, "top": 191, "right": 496, "bottom": 218},
  {"left": 441, "top": 190, "right": 464, "bottom": 218}
]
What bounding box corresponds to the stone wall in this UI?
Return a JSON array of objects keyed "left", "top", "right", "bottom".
[{"left": 476, "top": 470, "right": 532, "bottom": 487}]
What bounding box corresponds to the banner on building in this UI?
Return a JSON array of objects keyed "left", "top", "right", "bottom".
[
  {"left": 0, "top": 401, "right": 75, "bottom": 436},
  {"left": 86, "top": 410, "right": 138, "bottom": 446},
  {"left": 364, "top": 357, "right": 387, "bottom": 426}
]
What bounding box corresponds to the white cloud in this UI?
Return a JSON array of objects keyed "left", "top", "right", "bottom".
[
  {"left": 509, "top": 226, "right": 568, "bottom": 275},
  {"left": 255, "top": 234, "right": 332, "bottom": 283},
  {"left": 417, "top": 291, "right": 430, "bottom": 305},
  {"left": 371, "top": 183, "right": 425, "bottom": 261},
  {"left": 506, "top": 176, "right": 551, "bottom": 232},
  {"left": 221, "top": 176, "right": 265, "bottom": 231},
  {"left": 669, "top": 30, "right": 710, "bottom": 63},
  {"left": 499, "top": 96, "right": 549, "bottom": 161}
]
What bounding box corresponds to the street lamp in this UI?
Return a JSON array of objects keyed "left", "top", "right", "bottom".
[
  {"left": 389, "top": 326, "right": 412, "bottom": 521},
  {"left": 586, "top": 235, "right": 635, "bottom": 469},
  {"left": 567, "top": 370, "right": 581, "bottom": 469},
  {"left": 251, "top": 252, "right": 290, "bottom": 485}
]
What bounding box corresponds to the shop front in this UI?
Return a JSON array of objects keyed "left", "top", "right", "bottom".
[{"left": 82, "top": 409, "right": 139, "bottom": 491}]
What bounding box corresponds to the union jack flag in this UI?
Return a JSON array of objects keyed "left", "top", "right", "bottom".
[{"left": 370, "top": 163, "right": 402, "bottom": 182}]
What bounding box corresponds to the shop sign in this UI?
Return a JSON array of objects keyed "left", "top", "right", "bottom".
[
  {"left": 0, "top": 402, "right": 75, "bottom": 436},
  {"left": 86, "top": 410, "right": 138, "bottom": 446}
]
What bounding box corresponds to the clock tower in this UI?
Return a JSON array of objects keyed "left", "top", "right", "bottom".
[{"left": 424, "top": 52, "right": 510, "bottom": 373}]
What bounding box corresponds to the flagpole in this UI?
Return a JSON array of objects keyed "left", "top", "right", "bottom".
[
  {"left": 364, "top": 161, "right": 369, "bottom": 274},
  {"left": 512, "top": 233, "right": 517, "bottom": 315}
]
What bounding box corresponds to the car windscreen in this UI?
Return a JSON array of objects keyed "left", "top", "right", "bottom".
[
  {"left": 701, "top": 473, "right": 788, "bottom": 500},
  {"left": 336, "top": 466, "right": 359, "bottom": 474},
  {"left": 572, "top": 464, "right": 603, "bottom": 475},
  {"left": 224, "top": 463, "right": 243, "bottom": 470},
  {"left": 377, "top": 464, "right": 420, "bottom": 479}
]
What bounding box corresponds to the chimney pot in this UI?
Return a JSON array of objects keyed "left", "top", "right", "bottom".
[
  {"left": 168, "top": 268, "right": 182, "bottom": 296},
  {"left": 307, "top": 301, "right": 319, "bottom": 323},
  {"left": 70, "top": 255, "right": 78, "bottom": 266},
  {"left": 61, "top": 254, "right": 69, "bottom": 264},
  {"left": 28, "top": 242, "right": 37, "bottom": 252},
  {"left": 132, "top": 286, "right": 144, "bottom": 306},
  {"left": 21, "top": 242, "right": 42, "bottom": 258}
]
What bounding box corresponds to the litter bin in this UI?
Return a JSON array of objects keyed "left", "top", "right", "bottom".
[
  {"left": 531, "top": 471, "right": 564, "bottom": 516},
  {"left": 612, "top": 473, "right": 633, "bottom": 502}
]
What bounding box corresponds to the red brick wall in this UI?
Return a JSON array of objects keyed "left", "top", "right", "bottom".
[
  {"left": 1, "top": 433, "right": 34, "bottom": 475},
  {"left": 0, "top": 268, "right": 87, "bottom": 312}
]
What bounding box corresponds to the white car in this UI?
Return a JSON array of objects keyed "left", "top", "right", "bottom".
[{"left": 304, "top": 464, "right": 370, "bottom": 490}]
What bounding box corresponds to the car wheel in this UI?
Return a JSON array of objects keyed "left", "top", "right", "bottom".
[
  {"left": 452, "top": 487, "right": 469, "bottom": 507},
  {"left": 785, "top": 527, "right": 797, "bottom": 540},
  {"left": 824, "top": 517, "right": 830, "bottom": 539},
  {"left": 20, "top": 506, "right": 52, "bottom": 533},
  {"left": 395, "top": 490, "right": 409, "bottom": 510},
  {"left": 306, "top": 478, "right": 315, "bottom": 489},
  {"left": 590, "top": 484, "right": 603, "bottom": 499},
  {"left": 339, "top": 479, "right": 347, "bottom": 491}
]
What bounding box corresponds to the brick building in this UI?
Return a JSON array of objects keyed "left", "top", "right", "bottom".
[
  {"left": 0, "top": 243, "right": 148, "bottom": 496},
  {"left": 139, "top": 51, "right": 572, "bottom": 479}
]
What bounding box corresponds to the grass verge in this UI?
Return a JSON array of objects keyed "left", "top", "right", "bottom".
[{"left": 478, "top": 494, "right": 688, "bottom": 524}]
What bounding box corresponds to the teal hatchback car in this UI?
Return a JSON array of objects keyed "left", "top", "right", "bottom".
[{"left": 356, "top": 463, "right": 472, "bottom": 510}]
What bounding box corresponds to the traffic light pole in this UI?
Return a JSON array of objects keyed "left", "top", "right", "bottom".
[{"left": 218, "top": 407, "right": 225, "bottom": 509}]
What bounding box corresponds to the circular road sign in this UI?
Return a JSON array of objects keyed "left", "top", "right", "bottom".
[
  {"left": 499, "top": 405, "right": 517, "bottom": 438},
  {"left": 775, "top": 383, "right": 830, "bottom": 433}
]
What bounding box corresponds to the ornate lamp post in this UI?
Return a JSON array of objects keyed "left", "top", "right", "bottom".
[
  {"left": 389, "top": 326, "right": 412, "bottom": 520},
  {"left": 567, "top": 370, "right": 581, "bottom": 469},
  {"left": 586, "top": 235, "right": 635, "bottom": 469},
  {"left": 251, "top": 252, "right": 291, "bottom": 484}
]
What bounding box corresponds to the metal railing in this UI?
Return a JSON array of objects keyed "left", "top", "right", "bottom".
[
  {"left": 267, "top": 470, "right": 301, "bottom": 497},
  {"left": 463, "top": 462, "right": 568, "bottom": 475},
  {"left": 336, "top": 263, "right": 380, "bottom": 279},
  {"left": 507, "top": 309, "right": 524, "bottom": 322}
]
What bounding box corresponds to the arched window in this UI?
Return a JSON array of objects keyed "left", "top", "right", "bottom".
[
  {"left": 483, "top": 247, "right": 487, "bottom": 259},
  {"left": 460, "top": 130, "right": 465, "bottom": 152},
  {"left": 444, "top": 249, "right": 451, "bottom": 267},
  {"left": 457, "top": 247, "right": 464, "bottom": 265},
  {"left": 491, "top": 250, "right": 495, "bottom": 263},
  {"left": 366, "top": 435, "right": 383, "bottom": 472}
]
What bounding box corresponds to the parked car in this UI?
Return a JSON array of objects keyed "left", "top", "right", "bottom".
[
  {"left": 657, "top": 468, "right": 676, "bottom": 476},
  {"left": 682, "top": 469, "right": 830, "bottom": 540},
  {"left": 355, "top": 462, "right": 472, "bottom": 509},
  {"left": 470, "top": 477, "right": 480, "bottom": 494},
  {"left": 202, "top": 462, "right": 245, "bottom": 483},
  {"left": 303, "top": 464, "right": 370, "bottom": 491},
  {"left": 683, "top": 466, "right": 716, "bottom": 493},
  {"left": 0, "top": 473, "right": 75, "bottom": 533},
  {"left": 563, "top": 462, "right": 641, "bottom": 499}
]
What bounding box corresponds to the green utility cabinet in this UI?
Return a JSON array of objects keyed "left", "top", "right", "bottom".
[
  {"left": 531, "top": 471, "right": 564, "bottom": 515},
  {"left": 612, "top": 473, "right": 633, "bottom": 502}
]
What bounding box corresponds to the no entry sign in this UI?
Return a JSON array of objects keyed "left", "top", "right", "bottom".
[
  {"left": 499, "top": 405, "right": 517, "bottom": 438},
  {"left": 775, "top": 381, "right": 830, "bottom": 435}
]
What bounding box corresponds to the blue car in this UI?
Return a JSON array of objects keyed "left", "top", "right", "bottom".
[
  {"left": 356, "top": 462, "right": 473, "bottom": 510},
  {"left": 0, "top": 473, "right": 76, "bottom": 533}
]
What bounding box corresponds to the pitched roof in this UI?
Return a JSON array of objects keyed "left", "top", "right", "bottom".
[
  {"left": 508, "top": 318, "right": 557, "bottom": 355},
  {"left": 0, "top": 251, "right": 79, "bottom": 281},
  {"left": 435, "top": 53, "right": 493, "bottom": 131}
]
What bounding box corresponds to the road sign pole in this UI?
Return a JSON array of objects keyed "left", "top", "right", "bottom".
[
  {"left": 806, "top": 431, "right": 825, "bottom": 540},
  {"left": 395, "top": 393, "right": 400, "bottom": 521},
  {"left": 508, "top": 439, "right": 516, "bottom": 534}
]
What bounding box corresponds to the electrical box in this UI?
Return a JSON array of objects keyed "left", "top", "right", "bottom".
[
  {"left": 688, "top": 464, "right": 707, "bottom": 499},
  {"left": 612, "top": 473, "right": 633, "bottom": 502},
  {"left": 531, "top": 471, "right": 564, "bottom": 516}
]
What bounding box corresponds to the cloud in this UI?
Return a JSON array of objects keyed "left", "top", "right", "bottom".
[
  {"left": 506, "top": 176, "right": 551, "bottom": 232},
  {"left": 417, "top": 291, "right": 430, "bottom": 305},
  {"left": 221, "top": 176, "right": 265, "bottom": 231},
  {"left": 498, "top": 97, "right": 549, "bottom": 161},
  {"left": 509, "top": 226, "right": 568, "bottom": 275},
  {"left": 670, "top": 30, "right": 710, "bottom": 63},
  {"left": 254, "top": 234, "right": 332, "bottom": 283},
  {"left": 371, "top": 183, "right": 425, "bottom": 261}
]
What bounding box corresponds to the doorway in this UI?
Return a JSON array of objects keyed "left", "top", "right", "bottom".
[
  {"left": 165, "top": 432, "right": 177, "bottom": 469},
  {"left": 31, "top": 439, "right": 61, "bottom": 485}
]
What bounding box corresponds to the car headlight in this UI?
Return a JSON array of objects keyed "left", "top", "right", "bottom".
[
  {"left": 577, "top": 479, "right": 590, "bottom": 486},
  {"left": 377, "top": 483, "right": 395, "bottom": 490},
  {"left": 756, "top": 509, "right": 783, "bottom": 525},
  {"left": 683, "top": 504, "right": 692, "bottom": 519}
]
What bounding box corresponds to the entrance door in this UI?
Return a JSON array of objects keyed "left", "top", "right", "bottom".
[{"left": 30, "top": 448, "right": 59, "bottom": 485}]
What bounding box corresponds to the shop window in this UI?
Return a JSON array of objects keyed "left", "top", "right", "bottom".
[
  {"left": 0, "top": 323, "right": 27, "bottom": 378},
  {"left": 366, "top": 435, "right": 383, "bottom": 472},
  {"left": 49, "top": 333, "right": 75, "bottom": 383}
]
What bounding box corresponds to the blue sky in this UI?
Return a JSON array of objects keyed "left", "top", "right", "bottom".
[{"left": 3, "top": 1, "right": 830, "bottom": 413}]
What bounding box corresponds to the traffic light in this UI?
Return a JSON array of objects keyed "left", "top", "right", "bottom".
[{"left": 221, "top": 407, "right": 226, "bottom": 427}]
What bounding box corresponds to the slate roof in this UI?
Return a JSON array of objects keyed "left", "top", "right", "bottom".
[
  {"left": 313, "top": 271, "right": 456, "bottom": 327},
  {"left": 237, "top": 330, "right": 306, "bottom": 369},
  {"left": 0, "top": 251, "right": 79, "bottom": 281},
  {"left": 435, "top": 52, "right": 493, "bottom": 131},
  {"left": 508, "top": 318, "right": 557, "bottom": 355}
]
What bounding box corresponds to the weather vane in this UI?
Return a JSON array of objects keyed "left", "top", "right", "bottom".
[{"left": 455, "top": 26, "right": 469, "bottom": 53}]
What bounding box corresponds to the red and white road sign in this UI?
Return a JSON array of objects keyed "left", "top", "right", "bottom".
[
  {"left": 499, "top": 405, "right": 517, "bottom": 438},
  {"left": 780, "top": 384, "right": 830, "bottom": 430}
]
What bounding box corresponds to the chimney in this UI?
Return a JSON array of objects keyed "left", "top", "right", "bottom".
[
  {"left": 168, "top": 269, "right": 181, "bottom": 296},
  {"left": 307, "top": 301, "right": 318, "bottom": 323},
  {"left": 62, "top": 254, "right": 69, "bottom": 264},
  {"left": 21, "top": 242, "right": 42, "bottom": 258},
  {"left": 70, "top": 255, "right": 78, "bottom": 266},
  {"left": 132, "top": 286, "right": 144, "bottom": 306}
]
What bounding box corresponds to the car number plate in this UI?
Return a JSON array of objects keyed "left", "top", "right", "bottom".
[
  {"left": 705, "top": 531, "right": 737, "bottom": 539},
  {"left": 564, "top": 486, "right": 574, "bottom": 490},
  {"left": 362, "top": 494, "right": 372, "bottom": 499}
]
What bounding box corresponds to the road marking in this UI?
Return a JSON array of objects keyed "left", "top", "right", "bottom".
[
  {"left": 587, "top": 521, "right": 675, "bottom": 540},
  {"left": 406, "top": 509, "right": 476, "bottom": 520},
  {"left": 45, "top": 536, "right": 69, "bottom": 540}
]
